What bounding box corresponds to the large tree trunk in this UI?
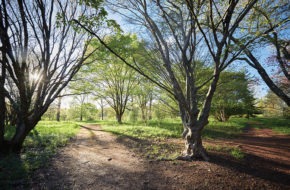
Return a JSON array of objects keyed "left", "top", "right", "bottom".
[
  {"left": 181, "top": 125, "right": 209, "bottom": 161},
  {"left": 10, "top": 123, "right": 29, "bottom": 152},
  {"left": 0, "top": 62, "right": 6, "bottom": 148},
  {"left": 1, "top": 121, "right": 32, "bottom": 153}
]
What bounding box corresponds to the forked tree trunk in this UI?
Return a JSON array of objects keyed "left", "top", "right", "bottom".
[
  {"left": 2, "top": 122, "right": 32, "bottom": 153},
  {"left": 181, "top": 126, "right": 209, "bottom": 161}
]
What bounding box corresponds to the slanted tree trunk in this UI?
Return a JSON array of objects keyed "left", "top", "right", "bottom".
[
  {"left": 9, "top": 122, "right": 30, "bottom": 152},
  {"left": 5, "top": 116, "right": 41, "bottom": 153}
]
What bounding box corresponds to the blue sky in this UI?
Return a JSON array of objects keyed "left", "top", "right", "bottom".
[{"left": 107, "top": 10, "right": 272, "bottom": 99}]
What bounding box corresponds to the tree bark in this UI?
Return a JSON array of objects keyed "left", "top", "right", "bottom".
[
  {"left": 141, "top": 105, "right": 146, "bottom": 122},
  {"left": 101, "top": 105, "right": 104, "bottom": 120},
  {"left": 148, "top": 96, "right": 153, "bottom": 120},
  {"left": 181, "top": 125, "right": 209, "bottom": 161},
  {"left": 100, "top": 99, "right": 104, "bottom": 120},
  {"left": 116, "top": 114, "right": 122, "bottom": 124},
  {"left": 56, "top": 96, "right": 62, "bottom": 122},
  {"left": 6, "top": 122, "right": 31, "bottom": 153},
  {"left": 0, "top": 61, "right": 6, "bottom": 148}
]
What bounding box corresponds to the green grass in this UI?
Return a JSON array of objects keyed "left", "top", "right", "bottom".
[
  {"left": 101, "top": 121, "right": 182, "bottom": 140},
  {"left": 0, "top": 121, "right": 79, "bottom": 189},
  {"left": 203, "top": 117, "right": 248, "bottom": 139},
  {"left": 93, "top": 116, "right": 288, "bottom": 160},
  {"left": 206, "top": 144, "right": 245, "bottom": 159},
  {"left": 96, "top": 117, "right": 248, "bottom": 141},
  {"left": 230, "top": 148, "right": 245, "bottom": 159},
  {"left": 90, "top": 118, "right": 248, "bottom": 160},
  {"left": 247, "top": 117, "right": 290, "bottom": 134}
]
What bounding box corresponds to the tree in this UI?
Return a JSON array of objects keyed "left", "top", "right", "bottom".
[
  {"left": 0, "top": 49, "right": 5, "bottom": 148},
  {"left": 76, "top": 0, "right": 258, "bottom": 160},
  {"left": 96, "top": 98, "right": 106, "bottom": 120},
  {"left": 211, "top": 71, "right": 257, "bottom": 122},
  {"left": 56, "top": 96, "right": 62, "bottom": 122},
  {"left": 134, "top": 78, "right": 155, "bottom": 122},
  {"left": 259, "top": 91, "right": 290, "bottom": 118},
  {"left": 77, "top": 33, "right": 142, "bottom": 124},
  {"left": 233, "top": 0, "right": 290, "bottom": 106},
  {"left": 0, "top": 0, "right": 108, "bottom": 152}
]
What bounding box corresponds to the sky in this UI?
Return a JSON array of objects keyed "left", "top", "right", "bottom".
[
  {"left": 61, "top": 3, "right": 280, "bottom": 109},
  {"left": 107, "top": 9, "right": 271, "bottom": 100}
]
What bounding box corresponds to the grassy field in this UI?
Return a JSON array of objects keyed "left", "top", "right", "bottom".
[
  {"left": 98, "top": 117, "right": 249, "bottom": 140},
  {"left": 0, "top": 121, "right": 79, "bottom": 189},
  {"left": 98, "top": 116, "right": 289, "bottom": 140},
  {"left": 248, "top": 117, "right": 290, "bottom": 134},
  {"left": 1, "top": 116, "right": 288, "bottom": 187},
  {"left": 97, "top": 116, "right": 288, "bottom": 160}
]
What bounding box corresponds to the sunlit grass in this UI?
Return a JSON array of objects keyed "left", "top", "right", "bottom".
[
  {"left": 248, "top": 117, "right": 290, "bottom": 134},
  {"left": 205, "top": 144, "right": 245, "bottom": 159},
  {"left": 99, "top": 119, "right": 182, "bottom": 140},
  {"left": 95, "top": 117, "right": 248, "bottom": 140}
]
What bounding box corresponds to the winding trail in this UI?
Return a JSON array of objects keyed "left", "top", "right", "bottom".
[
  {"left": 32, "top": 124, "right": 149, "bottom": 189},
  {"left": 29, "top": 122, "right": 290, "bottom": 189}
]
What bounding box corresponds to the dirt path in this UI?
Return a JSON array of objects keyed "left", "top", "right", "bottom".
[
  {"left": 234, "top": 123, "right": 290, "bottom": 175},
  {"left": 28, "top": 123, "right": 290, "bottom": 190},
  {"left": 32, "top": 124, "right": 149, "bottom": 189}
]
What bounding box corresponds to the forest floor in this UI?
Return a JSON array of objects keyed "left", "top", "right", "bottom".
[{"left": 23, "top": 122, "right": 290, "bottom": 190}]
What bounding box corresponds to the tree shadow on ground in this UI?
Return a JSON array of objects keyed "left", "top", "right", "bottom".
[
  {"left": 0, "top": 154, "right": 29, "bottom": 189},
  {"left": 12, "top": 124, "right": 290, "bottom": 189},
  {"left": 208, "top": 151, "right": 290, "bottom": 186}
]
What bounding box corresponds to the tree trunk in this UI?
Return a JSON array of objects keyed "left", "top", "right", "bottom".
[
  {"left": 116, "top": 114, "right": 122, "bottom": 124},
  {"left": 242, "top": 46, "right": 290, "bottom": 106},
  {"left": 101, "top": 105, "right": 104, "bottom": 120},
  {"left": 148, "top": 96, "right": 153, "bottom": 120},
  {"left": 0, "top": 62, "right": 6, "bottom": 148},
  {"left": 56, "top": 96, "right": 62, "bottom": 122},
  {"left": 182, "top": 126, "right": 209, "bottom": 161},
  {"left": 80, "top": 105, "right": 83, "bottom": 121},
  {"left": 141, "top": 106, "right": 146, "bottom": 122},
  {"left": 7, "top": 122, "right": 31, "bottom": 153}
]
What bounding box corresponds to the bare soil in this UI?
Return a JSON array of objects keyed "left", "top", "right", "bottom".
[{"left": 24, "top": 123, "right": 290, "bottom": 189}]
